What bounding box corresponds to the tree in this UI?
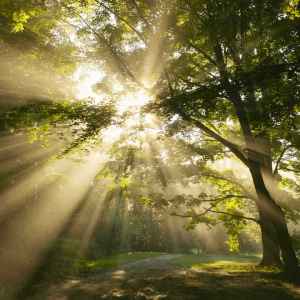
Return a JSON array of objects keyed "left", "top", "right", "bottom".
[
  {"left": 147, "top": 0, "right": 300, "bottom": 273},
  {"left": 81, "top": 0, "right": 300, "bottom": 272},
  {"left": 56, "top": 0, "right": 300, "bottom": 272}
]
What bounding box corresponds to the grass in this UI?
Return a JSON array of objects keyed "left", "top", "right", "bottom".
[
  {"left": 170, "top": 252, "right": 281, "bottom": 273},
  {"left": 42, "top": 238, "right": 168, "bottom": 278},
  {"left": 78, "top": 252, "right": 167, "bottom": 273}
]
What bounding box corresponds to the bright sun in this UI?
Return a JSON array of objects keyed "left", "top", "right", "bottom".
[
  {"left": 117, "top": 89, "right": 150, "bottom": 114},
  {"left": 75, "top": 70, "right": 154, "bottom": 139},
  {"left": 75, "top": 69, "right": 150, "bottom": 112}
]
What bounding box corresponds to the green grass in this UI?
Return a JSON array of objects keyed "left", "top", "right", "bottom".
[
  {"left": 78, "top": 252, "right": 167, "bottom": 273},
  {"left": 42, "top": 237, "right": 169, "bottom": 279},
  {"left": 43, "top": 238, "right": 168, "bottom": 277},
  {"left": 170, "top": 252, "right": 281, "bottom": 272}
]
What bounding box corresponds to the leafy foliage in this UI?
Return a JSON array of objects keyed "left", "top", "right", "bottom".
[{"left": 0, "top": 98, "right": 116, "bottom": 158}]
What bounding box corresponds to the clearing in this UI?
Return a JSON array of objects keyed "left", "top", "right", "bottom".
[{"left": 24, "top": 254, "right": 300, "bottom": 300}]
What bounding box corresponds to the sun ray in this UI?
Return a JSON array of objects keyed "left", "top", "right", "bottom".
[{"left": 0, "top": 149, "right": 109, "bottom": 285}]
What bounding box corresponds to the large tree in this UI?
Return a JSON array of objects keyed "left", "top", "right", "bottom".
[
  {"left": 50, "top": 0, "right": 300, "bottom": 272},
  {"left": 79, "top": 0, "right": 300, "bottom": 272},
  {"left": 147, "top": 0, "right": 300, "bottom": 273}
]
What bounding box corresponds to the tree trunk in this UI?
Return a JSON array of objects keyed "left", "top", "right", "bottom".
[
  {"left": 271, "top": 204, "right": 300, "bottom": 273},
  {"left": 258, "top": 207, "right": 282, "bottom": 266},
  {"left": 227, "top": 89, "right": 298, "bottom": 272},
  {"left": 250, "top": 162, "right": 300, "bottom": 274}
]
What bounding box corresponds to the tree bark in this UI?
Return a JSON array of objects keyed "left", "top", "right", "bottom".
[
  {"left": 272, "top": 205, "right": 300, "bottom": 273},
  {"left": 258, "top": 207, "right": 282, "bottom": 266},
  {"left": 249, "top": 162, "right": 300, "bottom": 274}
]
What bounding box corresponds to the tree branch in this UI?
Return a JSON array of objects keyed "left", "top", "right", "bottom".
[
  {"left": 93, "top": 0, "right": 147, "bottom": 44},
  {"left": 72, "top": 8, "right": 141, "bottom": 86},
  {"left": 204, "top": 121, "right": 222, "bottom": 135},
  {"left": 162, "top": 206, "right": 259, "bottom": 224},
  {"left": 171, "top": 23, "right": 217, "bottom": 67},
  {"left": 273, "top": 145, "right": 294, "bottom": 175},
  {"left": 188, "top": 173, "right": 257, "bottom": 202},
  {"left": 164, "top": 68, "right": 175, "bottom": 97},
  {"left": 203, "top": 208, "right": 259, "bottom": 223},
  {"left": 171, "top": 108, "right": 250, "bottom": 167},
  {"left": 129, "top": 0, "right": 152, "bottom": 31},
  {"left": 182, "top": 0, "right": 205, "bottom": 22},
  {"left": 199, "top": 194, "right": 253, "bottom": 202},
  {"left": 278, "top": 167, "right": 300, "bottom": 173}
]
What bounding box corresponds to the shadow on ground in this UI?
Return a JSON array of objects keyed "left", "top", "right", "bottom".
[{"left": 26, "top": 255, "right": 300, "bottom": 300}]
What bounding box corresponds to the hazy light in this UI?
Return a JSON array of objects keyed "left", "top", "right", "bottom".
[
  {"left": 74, "top": 69, "right": 105, "bottom": 103},
  {"left": 103, "top": 126, "right": 124, "bottom": 140},
  {"left": 117, "top": 89, "right": 150, "bottom": 114},
  {"left": 144, "top": 114, "right": 153, "bottom": 124}
]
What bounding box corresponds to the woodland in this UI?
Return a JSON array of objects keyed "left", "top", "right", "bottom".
[{"left": 1, "top": 0, "right": 300, "bottom": 298}]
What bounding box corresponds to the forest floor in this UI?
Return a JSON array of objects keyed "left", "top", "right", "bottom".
[{"left": 25, "top": 254, "right": 300, "bottom": 300}]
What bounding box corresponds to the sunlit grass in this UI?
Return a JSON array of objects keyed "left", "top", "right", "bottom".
[
  {"left": 170, "top": 253, "right": 281, "bottom": 272},
  {"left": 223, "top": 263, "right": 282, "bottom": 273},
  {"left": 171, "top": 252, "right": 262, "bottom": 266}
]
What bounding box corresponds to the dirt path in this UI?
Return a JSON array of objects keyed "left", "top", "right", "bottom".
[{"left": 28, "top": 255, "right": 300, "bottom": 300}]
